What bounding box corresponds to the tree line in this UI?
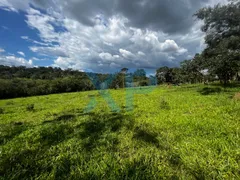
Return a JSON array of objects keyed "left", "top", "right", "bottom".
[{"left": 0, "top": 66, "right": 154, "bottom": 99}]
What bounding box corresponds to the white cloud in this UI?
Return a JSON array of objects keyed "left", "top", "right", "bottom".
[
  {"left": 53, "top": 57, "right": 72, "bottom": 69},
  {"left": 21, "top": 10, "right": 192, "bottom": 71},
  {"left": 25, "top": 13, "right": 58, "bottom": 43},
  {"left": 0, "top": 0, "right": 29, "bottom": 12},
  {"left": 1, "top": 1, "right": 228, "bottom": 72},
  {"left": 0, "top": 48, "right": 5, "bottom": 53},
  {"left": 0, "top": 54, "right": 33, "bottom": 67},
  {"left": 160, "top": 40, "right": 179, "bottom": 52},
  {"left": 99, "top": 52, "right": 119, "bottom": 61},
  {"left": 138, "top": 51, "right": 145, "bottom": 56},
  {"left": 21, "top": 36, "right": 50, "bottom": 46},
  {"left": 30, "top": 46, "right": 68, "bottom": 57},
  {"left": 27, "top": 7, "right": 41, "bottom": 15},
  {"left": 119, "top": 49, "right": 136, "bottom": 59},
  {"left": 17, "top": 51, "right": 25, "bottom": 57},
  {"left": 0, "top": 0, "right": 17, "bottom": 12},
  {"left": 28, "top": 12, "right": 189, "bottom": 71}
]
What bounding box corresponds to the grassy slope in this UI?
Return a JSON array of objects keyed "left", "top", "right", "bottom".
[{"left": 0, "top": 84, "right": 239, "bottom": 179}]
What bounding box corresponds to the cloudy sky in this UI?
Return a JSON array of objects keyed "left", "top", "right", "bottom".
[{"left": 0, "top": 0, "right": 226, "bottom": 73}]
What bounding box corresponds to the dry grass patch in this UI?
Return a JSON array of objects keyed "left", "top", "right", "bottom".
[{"left": 233, "top": 92, "right": 240, "bottom": 100}]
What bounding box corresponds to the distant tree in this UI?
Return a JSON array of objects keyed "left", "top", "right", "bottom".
[
  {"left": 156, "top": 66, "right": 169, "bottom": 84},
  {"left": 121, "top": 68, "right": 128, "bottom": 74},
  {"left": 133, "top": 69, "right": 146, "bottom": 78},
  {"left": 120, "top": 68, "right": 128, "bottom": 88},
  {"left": 133, "top": 69, "right": 147, "bottom": 85}
]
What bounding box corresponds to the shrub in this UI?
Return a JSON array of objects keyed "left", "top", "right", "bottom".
[
  {"left": 139, "top": 80, "right": 149, "bottom": 87},
  {"left": 26, "top": 104, "right": 34, "bottom": 111},
  {"left": 160, "top": 98, "right": 170, "bottom": 110}
]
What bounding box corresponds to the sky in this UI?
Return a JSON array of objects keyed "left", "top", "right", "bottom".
[{"left": 0, "top": 0, "right": 227, "bottom": 74}]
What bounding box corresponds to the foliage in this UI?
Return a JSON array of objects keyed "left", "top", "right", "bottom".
[
  {"left": 0, "top": 66, "right": 154, "bottom": 98},
  {"left": 201, "top": 36, "right": 240, "bottom": 84},
  {"left": 194, "top": 1, "right": 240, "bottom": 84}
]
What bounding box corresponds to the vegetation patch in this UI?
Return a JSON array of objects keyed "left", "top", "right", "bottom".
[
  {"left": 0, "top": 107, "right": 4, "bottom": 114},
  {"left": 233, "top": 92, "right": 240, "bottom": 100},
  {"left": 26, "top": 104, "right": 35, "bottom": 111}
]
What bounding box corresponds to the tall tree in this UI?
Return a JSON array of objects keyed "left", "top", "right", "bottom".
[
  {"left": 195, "top": 1, "right": 240, "bottom": 84},
  {"left": 120, "top": 68, "right": 128, "bottom": 88},
  {"left": 180, "top": 54, "right": 205, "bottom": 83},
  {"left": 156, "top": 66, "right": 169, "bottom": 84}
]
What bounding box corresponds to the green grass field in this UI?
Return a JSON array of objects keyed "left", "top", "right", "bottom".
[{"left": 0, "top": 84, "right": 240, "bottom": 179}]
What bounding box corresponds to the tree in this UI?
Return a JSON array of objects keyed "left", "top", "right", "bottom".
[
  {"left": 195, "top": 1, "right": 240, "bottom": 84},
  {"left": 120, "top": 68, "right": 128, "bottom": 88},
  {"left": 156, "top": 66, "right": 169, "bottom": 84},
  {"left": 202, "top": 36, "right": 240, "bottom": 84},
  {"left": 133, "top": 69, "right": 147, "bottom": 85},
  {"left": 180, "top": 54, "right": 205, "bottom": 83}
]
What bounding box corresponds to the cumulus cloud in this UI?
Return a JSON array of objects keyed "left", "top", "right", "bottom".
[
  {"left": 30, "top": 46, "right": 68, "bottom": 57},
  {"left": 17, "top": 51, "right": 25, "bottom": 57},
  {"left": 24, "top": 0, "right": 225, "bottom": 34},
  {"left": 0, "top": 54, "right": 33, "bottom": 67},
  {"left": 0, "top": 0, "right": 227, "bottom": 72},
  {"left": 22, "top": 12, "right": 199, "bottom": 72},
  {"left": 99, "top": 52, "right": 120, "bottom": 61},
  {"left": 138, "top": 51, "right": 145, "bottom": 56},
  {"left": 0, "top": 48, "right": 5, "bottom": 53},
  {"left": 119, "top": 49, "right": 136, "bottom": 59}
]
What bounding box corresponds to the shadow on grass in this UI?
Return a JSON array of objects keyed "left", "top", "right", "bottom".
[
  {"left": 43, "top": 114, "right": 77, "bottom": 124},
  {"left": 0, "top": 122, "right": 28, "bottom": 145},
  {"left": 133, "top": 126, "right": 160, "bottom": 147},
  {"left": 39, "top": 123, "right": 74, "bottom": 146},
  {"left": 198, "top": 87, "right": 222, "bottom": 95},
  {"left": 0, "top": 111, "right": 136, "bottom": 179},
  {"left": 0, "top": 110, "right": 168, "bottom": 179},
  {"left": 77, "top": 112, "right": 135, "bottom": 151},
  {"left": 211, "top": 82, "right": 240, "bottom": 88}
]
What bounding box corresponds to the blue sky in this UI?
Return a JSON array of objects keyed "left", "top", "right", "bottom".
[
  {"left": 0, "top": 8, "right": 55, "bottom": 67},
  {"left": 0, "top": 0, "right": 226, "bottom": 74}
]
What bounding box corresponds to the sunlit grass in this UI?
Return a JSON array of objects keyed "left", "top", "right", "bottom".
[{"left": 0, "top": 84, "right": 239, "bottom": 179}]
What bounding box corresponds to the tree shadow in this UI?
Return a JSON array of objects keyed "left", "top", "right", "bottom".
[
  {"left": 198, "top": 87, "right": 222, "bottom": 95},
  {"left": 43, "top": 114, "right": 76, "bottom": 124},
  {"left": 133, "top": 126, "right": 160, "bottom": 148},
  {"left": 1, "top": 109, "right": 169, "bottom": 179},
  {"left": 0, "top": 122, "right": 28, "bottom": 145},
  {"left": 0, "top": 148, "right": 52, "bottom": 178},
  {"left": 39, "top": 123, "right": 74, "bottom": 146},
  {"left": 211, "top": 82, "right": 240, "bottom": 88},
  {"left": 119, "top": 157, "right": 160, "bottom": 179},
  {"left": 179, "top": 85, "right": 198, "bottom": 89},
  {"left": 77, "top": 112, "right": 135, "bottom": 151}
]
